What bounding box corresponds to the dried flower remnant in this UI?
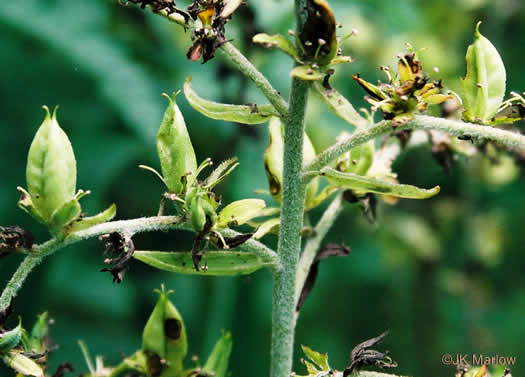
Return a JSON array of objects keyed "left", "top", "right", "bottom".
[
  {"left": 353, "top": 52, "right": 452, "bottom": 125},
  {"left": 99, "top": 232, "right": 136, "bottom": 283},
  {"left": 0, "top": 226, "right": 34, "bottom": 256},
  {"left": 296, "top": 243, "right": 350, "bottom": 312},
  {"left": 186, "top": 0, "right": 241, "bottom": 63},
  {"left": 343, "top": 331, "right": 397, "bottom": 376}
]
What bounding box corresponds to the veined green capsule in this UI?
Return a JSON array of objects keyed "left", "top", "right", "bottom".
[
  {"left": 157, "top": 93, "right": 197, "bottom": 195},
  {"left": 142, "top": 287, "right": 188, "bottom": 377},
  {"left": 264, "top": 118, "right": 318, "bottom": 206},
  {"left": 25, "top": 106, "right": 76, "bottom": 222},
  {"left": 462, "top": 22, "right": 506, "bottom": 124}
]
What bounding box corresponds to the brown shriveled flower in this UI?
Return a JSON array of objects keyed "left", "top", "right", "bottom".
[
  {"left": 186, "top": 0, "right": 242, "bottom": 63},
  {"left": 121, "top": 0, "right": 190, "bottom": 23},
  {"left": 353, "top": 52, "right": 452, "bottom": 126},
  {"left": 343, "top": 331, "right": 397, "bottom": 376},
  {"left": 99, "top": 232, "right": 135, "bottom": 283},
  {"left": 0, "top": 226, "right": 34, "bottom": 257}
]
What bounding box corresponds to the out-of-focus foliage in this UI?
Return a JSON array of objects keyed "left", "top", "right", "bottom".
[{"left": 1, "top": 1, "right": 524, "bottom": 377}]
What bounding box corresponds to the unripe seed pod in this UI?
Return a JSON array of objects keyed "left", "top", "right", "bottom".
[
  {"left": 142, "top": 287, "right": 188, "bottom": 377},
  {"left": 26, "top": 106, "right": 76, "bottom": 222},
  {"left": 264, "top": 117, "right": 318, "bottom": 206},
  {"left": 157, "top": 94, "right": 197, "bottom": 195}
]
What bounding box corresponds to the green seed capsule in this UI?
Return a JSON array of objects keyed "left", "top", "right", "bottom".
[
  {"left": 264, "top": 117, "right": 318, "bottom": 206},
  {"left": 157, "top": 93, "right": 197, "bottom": 195},
  {"left": 25, "top": 106, "right": 77, "bottom": 222},
  {"left": 142, "top": 287, "right": 188, "bottom": 377},
  {"left": 462, "top": 22, "right": 506, "bottom": 124}
]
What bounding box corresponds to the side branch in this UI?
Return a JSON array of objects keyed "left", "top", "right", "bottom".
[
  {"left": 219, "top": 42, "right": 289, "bottom": 118},
  {"left": 294, "top": 192, "right": 344, "bottom": 307},
  {"left": 0, "top": 216, "right": 279, "bottom": 312},
  {"left": 306, "top": 115, "right": 525, "bottom": 172}
]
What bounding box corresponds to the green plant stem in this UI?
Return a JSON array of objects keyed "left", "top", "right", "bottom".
[
  {"left": 0, "top": 216, "right": 278, "bottom": 312},
  {"left": 306, "top": 115, "right": 525, "bottom": 172},
  {"left": 294, "top": 193, "right": 344, "bottom": 307},
  {"left": 271, "top": 76, "right": 309, "bottom": 377},
  {"left": 219, "top": 42, "right": 289, "bottom": 118}
]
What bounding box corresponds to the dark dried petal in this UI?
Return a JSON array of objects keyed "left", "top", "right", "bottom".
[
  {"left": 431, "top": 141, "right": 454, "bottom": 173},
  {"left": 51, "top": 363, "right": 74, "bottom": 377},
  {"left": 343, "top": 191, "right": 377, "bottom": 223},
  {"left": 299, "top": 0, "right": 336, "bottom": 62},
  {"left": 124, "top": 0, "right": 190, "bottom": 23},
  {"left": 343, "top": 331, "right": 397, "bottom": 376},
  {"left": 0, "top": 226, "right": 34, "bottom": 253},
  {"left": 215, "top": 232, "right": 254, "bottom": 249},
  {"left": 191, "top": 216, "right": 213, "bottom": 271},
  {"left": 296, "top": 242, "right": 351, "bottom": 312},
  {"left": 99, "top": 233, "right": 135, "bottom": 283}
]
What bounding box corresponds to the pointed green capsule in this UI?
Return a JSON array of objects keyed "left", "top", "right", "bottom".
[
  {"left": 462, "top": 22, "right": 506, "bottom": 124},
  {"left": 24, "top": 106, "right": 77, "bottom": 222},
  {"left": 157, "top": 93, "right": 197, "bottom": 195},
  {"left": 201, "top": 332, "right": 233, "bottom": 377},
  {"left": 264, "top": 118, "right": 318, "bottom": 206},
  {"left": 142, "top": 287, "right": 188, "bottom": 377}
]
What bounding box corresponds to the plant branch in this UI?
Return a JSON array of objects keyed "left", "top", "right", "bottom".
[
  {"left": 294, "top": 192, "right": 344, "bottom": 307},
  {"left": 219, "top": 42, "right": 289, "bottom": 118},
  {"left": 270, "top": 77, "right": 310, "bottom": 377},
  {"left": 306, "top": 115, "right": 525, "bottom": 172},
  {"left": 0, "top": 216, "right": 279, "bottom": 312}
]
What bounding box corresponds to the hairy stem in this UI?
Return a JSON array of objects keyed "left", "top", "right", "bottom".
[
  {"left": 295, "top": 193, "right": 344, "bottom": 307},
  {"left": 219, "top": 42, "right": 289, "bottom": 118},
  {"left": 270, "top": 77, "right": 309, "bottom": 377},
  {"left": 0, "top": 216, "right": 278, "bottom": 312},
  {"left": 306, "top": 115, "right": 525, "bottom": 172}
]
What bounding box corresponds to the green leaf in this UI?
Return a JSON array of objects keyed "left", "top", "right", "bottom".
[
  {"left": 290, "top": 66, "right": 323, "bottom": 81},
  {"left": 253, "top": 218, "right": 280, "bottom": 240},
  {"left": 203, "top": 157, "right": 239, "bottom": 189},
  {"left": 0, "top": 318, "right": 22, "bottom": 352},
  {"left": 50, "top": 197, "right": 82, "bottom": 230},
  {"left": 134, "top": 251, "right": 270, "bottom": 275},
  {"left": 157, "top": 93, "right": 198, "bottom": 194},
  {"left": 252, "top": 33, "right": 301, "bottom": 62},
  {"left": 217, "top": 199, "right": 266, "bottom": 228},
  {"left": 28, "top": 312, "right": 49, "bottom": 353},
  {"left": 184, "top": 77, "right": 279, "bottom": 124},
  {"left": 202, "top": 332, "right": 233, "bottom": 377},
  {"left": 301, "top": 345, "right": 330, "bottom": 371},
  {"left": 66, "top": 203, "right": 117, "bottom": 233},
  {"left": 2, "top": 350, "right": 44, "bottom": 376},
  {"left": 313, "top": 81, "right": 368, "bottom": 129},
  {"left": 25, "top": 106, "right": 77, "bottom": 222},
  {"left": 462, "top": 22, "right": 506, "bottom": 123},
  {"left": 319, "top": 167, "right": 440, "bottom": 199}
]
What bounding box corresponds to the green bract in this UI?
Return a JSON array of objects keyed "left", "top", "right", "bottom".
[
  {"left": 252, "top": 33, "right": 301, "bottom": 62},
  {"left": 462, "top": 22, "right": 506, "bottom": 124},
  {"left": 217, "top": 199, "right": 266, "bottom": 228},
  {"left": 2, "top": 351, "right": 44, "bottom": 377},
  {"left": 319, "top": 167, "right": 440, "bottom": 199},
  {"left": 157, "top": 93, "right": 198, "bottom": 194},
  {"left": 134, "top": 250, "right": 270, "bottom": 275},
  {"left": 184, "top": 77, "right": 279, "bottom": 124}
]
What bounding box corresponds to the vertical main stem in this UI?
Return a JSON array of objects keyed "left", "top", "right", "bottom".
[{"left": 270, "top": 76, "right": 309, "bottom": 377}]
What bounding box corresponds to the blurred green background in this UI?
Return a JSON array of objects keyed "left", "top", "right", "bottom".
[{"left": 1, "top": 0, "right": 524, "bottom": 376}]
